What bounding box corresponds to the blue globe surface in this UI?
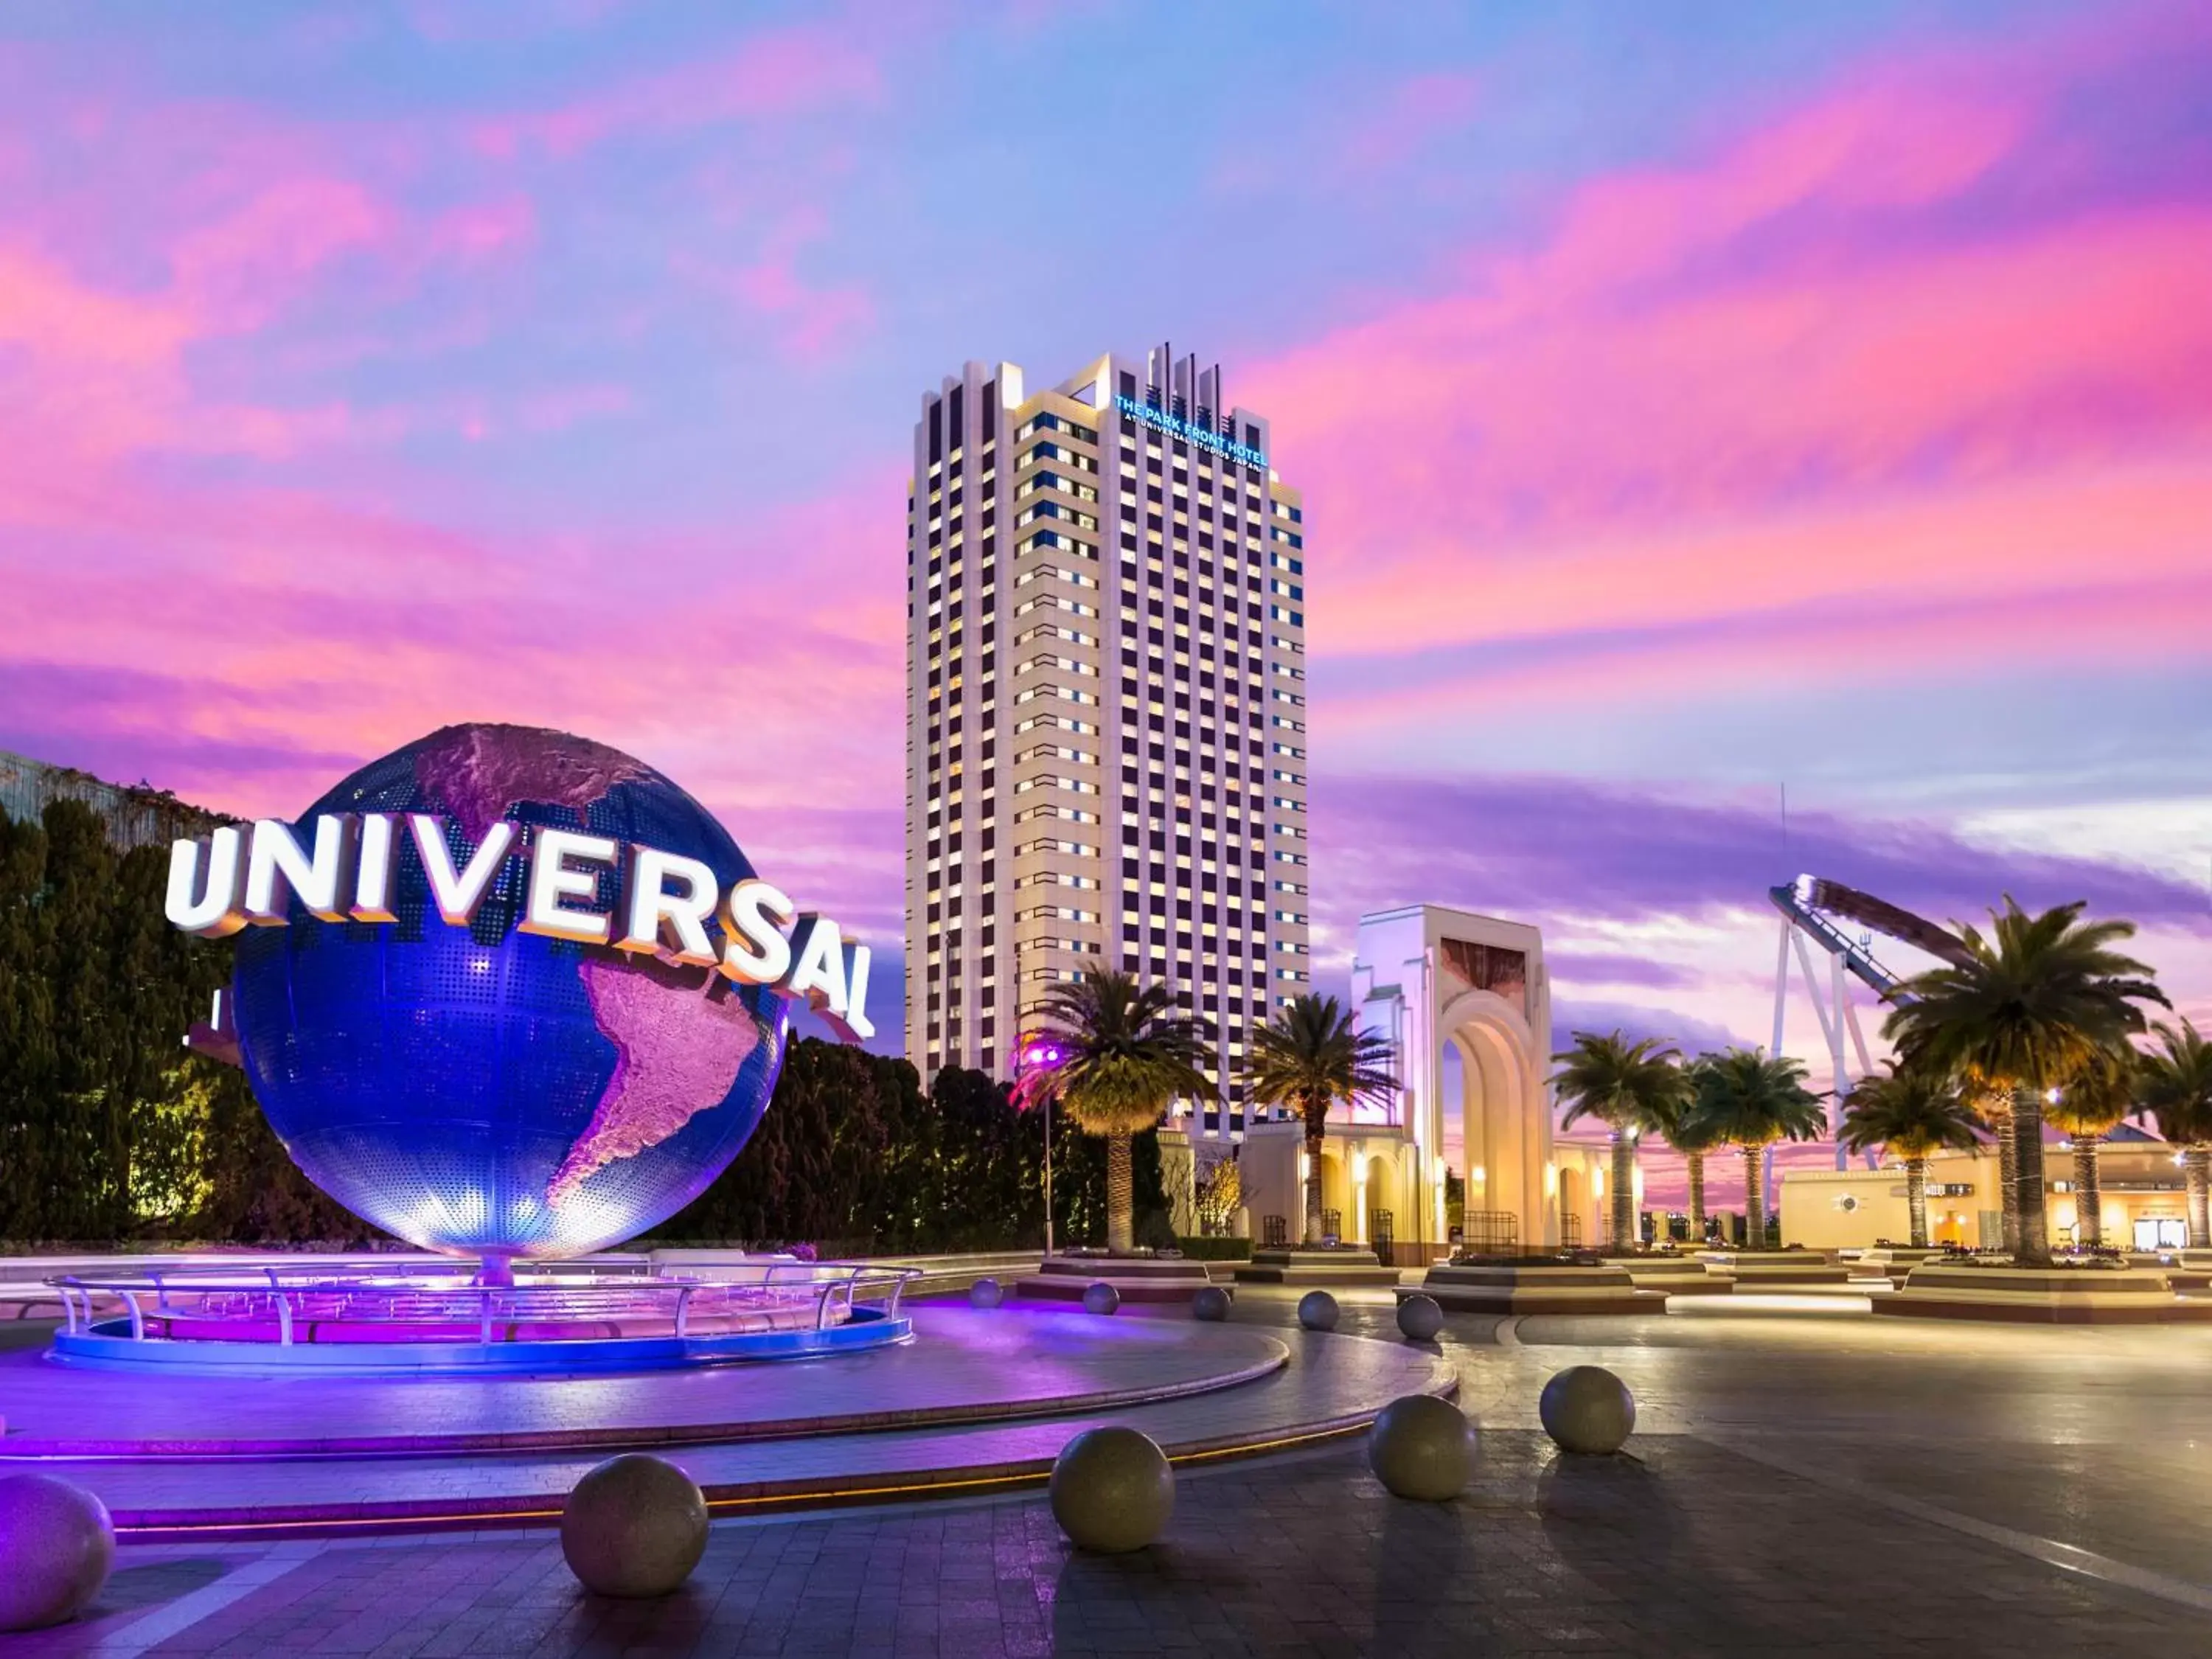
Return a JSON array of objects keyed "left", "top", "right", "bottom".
[{"left": 231, "top": 723, "right": 788, "bottom": 1259}]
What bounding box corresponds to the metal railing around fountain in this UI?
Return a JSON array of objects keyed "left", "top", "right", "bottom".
[{"left": 47, "top": 1262, "right": 922, "bottom": 1346}]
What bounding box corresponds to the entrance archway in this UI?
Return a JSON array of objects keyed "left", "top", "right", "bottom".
[{"left": 1351, "top": 905, "right": 1554, "bottom": 1253}]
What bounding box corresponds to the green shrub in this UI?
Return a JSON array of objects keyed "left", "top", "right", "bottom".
[{"left": 1175, "top": 1235, "right": 1252, "bottom": 1261}]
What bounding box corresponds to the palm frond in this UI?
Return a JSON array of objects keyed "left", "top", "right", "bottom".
[
  {"left": 2138, "top": 1018, "right": 2212, "bottom": 1147},
  {"left": 1687, "top": 1047, "right": 1826, "bottom": 1150},
  {"left": 1839, "top": 1062, "right": 1981, "bottom": 1161},
  {"left": 1884, "top": 897, "right": 2167, "bottom": 1093},
  {"left": 1243, "top": 993, "right": 1399, "bottom": 1129},
  {"left": 1550, "top": 1031, "right": 1690, "bottom": 1135},
  {"left": 1034, "top": 966, "right": 1217, "bottom": 1137}
]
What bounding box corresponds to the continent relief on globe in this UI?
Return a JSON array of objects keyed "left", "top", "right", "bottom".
[
  {"left": 412, "top": 722, "right": 653, "bottom": 841},
  {"left": 408, "top": 721, "right": 764, "bottom": 1209},
  {"left": 549, "top": 959, "right": 767, "bottom": 1208}
]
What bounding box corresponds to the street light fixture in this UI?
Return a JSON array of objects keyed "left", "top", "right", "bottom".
[{"left": 1013, "top": 1034, "right": 1068, "bottom": 1258}]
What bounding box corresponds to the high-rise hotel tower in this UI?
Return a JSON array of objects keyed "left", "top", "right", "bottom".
[{"left": 904, "top": 346, "right": 1311, "bottom": 1138}]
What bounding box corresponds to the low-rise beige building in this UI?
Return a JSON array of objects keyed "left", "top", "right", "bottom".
[{"left": 1781, "top": 1129, "right": 2191, "bottom": 1252}]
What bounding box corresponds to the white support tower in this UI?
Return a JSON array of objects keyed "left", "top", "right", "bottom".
[{"left": 1767, "top": 874, "right": 1976, "bottom": 1175}]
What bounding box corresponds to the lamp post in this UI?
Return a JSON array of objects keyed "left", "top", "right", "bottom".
[{"left": 1014, "top": 1034, "right": 1068, "bottom": 1260}]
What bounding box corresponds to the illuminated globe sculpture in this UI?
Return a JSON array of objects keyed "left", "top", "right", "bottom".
[{"left": 230, "top": 723, "right": 788, "bottom": 1265}]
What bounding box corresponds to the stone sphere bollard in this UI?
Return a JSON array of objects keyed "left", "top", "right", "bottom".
[
  {"left": 560, "top": 1454, "right": 710, "bottom": 1598},
  {"left": 1082, "top": 1281, "right": 1121, "bottom": 1315},
  {"left": 1367, "top": 1394, "right": 1478, "bottom": 1501},
  {"left": 0, "top": 1474, "right": 116, "bottom": 1632},
  {"left": 1048, "top": 1427, "right": 1175, "bottom": 1553},
  {"left": 1191, "top": 1285, "right": 1231, "bottom": 1321},
  {"left": 969, "top": 1276, "right": 1004, "bottom": 1309},
  {"left": 1396, "top": 1293, "right": 1444, "bottom": 1341},
  {"left": 1539, "top": 1366, "right": 1636, "bottom": 1455},
  {"left": 1297, "top": 1290, "right": 1340, "bottom": 1332}
]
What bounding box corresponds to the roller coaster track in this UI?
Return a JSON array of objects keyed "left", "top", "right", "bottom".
[
  {"left": 1767, "top": 875, "right": 1973, "bottom": 999},
  {"left": 1768, "top": 876, "right": 1973, "bottom": 1169}
]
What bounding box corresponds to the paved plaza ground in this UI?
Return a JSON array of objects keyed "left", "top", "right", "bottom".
[{"left": 11, "top": 1290, "right": 2212, "bottom": 1657}]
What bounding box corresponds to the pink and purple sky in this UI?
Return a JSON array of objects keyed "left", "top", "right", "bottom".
[{"left": 4, "top": 2, "right": 2208, "bottom": 1205}]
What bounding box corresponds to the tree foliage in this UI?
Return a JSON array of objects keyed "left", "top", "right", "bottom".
[
  {"left": 1552, "top": 1031, "right": 1690, "bottom": 1249},
  {"left": 0, "top": 800, "right": 1160, "bottom": 1253},
  {"left": 0, "top": 800, "right": 361, "bottom": 1245},
  {"left": 2138, "top": 1019, "right": 2212, "bottom": 1146},
  {"left": 1838, "top": 1062, "right": 1982, "bottom": 1164},
  {"left": 1031, "top": 967, "right": 1214, "bottom": 1253},
  {"left": 1884, "top": 897, "right": 2166, "bottom": 1266},
  {"left": 1194, "top": 1154, "right": 1242, "bottom": 1237},
  {"left": 1245, "top": 992, "right": 1399, "bottom": 1247},
  {"left": 650, "top": 1048, "right": 1168, "bottom": 1254},
  {"left": 2137, "top": 1018, "right": 2212, "bottom": 1250},
  {"left": 1686, "top": 1048, "right": 1826, "bottom": 1253}
]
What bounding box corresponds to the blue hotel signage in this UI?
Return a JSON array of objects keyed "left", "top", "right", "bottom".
[{"left": 1114, "top": 394, "right": 1267, "bottom": 470}]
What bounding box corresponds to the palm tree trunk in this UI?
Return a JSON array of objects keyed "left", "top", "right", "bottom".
[
  {"left": 1610, "top": 1132, "right": 1635, "bottom": 1251},
  {"left": 1687, "top": 1152, "right": 1706, "bottom": 1239},
  {"left": 2072, "top": 1134, "right": 2103, "bottom": 1251},
  {"left": 1742, "top": 1144, "right": 1766, "bottom": 1252},
  {"left": 2011, "top": 1085, "right": 2051, "bottom": 1267},
  {"left": 1762, "top": 1145, "right": 1777, "bottom": 1246},
  {"left": 1106, "top": 1132, "right": 1133, "bottom": 1255},
  {"left": 1992, "top": 1107, "right": 2020, "bottom": 1254},
  {"left": 1302, "top": 1099, "right": 1327, "bottom": 1247},
  {"left": 1905, "top": 1155, "right": 1929, "bottom": 1248},
  {"left": 2187, "top": 1145, "right": 2211, "bottom": 1250}
]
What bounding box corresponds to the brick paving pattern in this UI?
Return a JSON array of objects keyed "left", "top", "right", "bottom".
[
  {"left": 9, "top": 1430, "right": 2208, "bottom": 1658},
  {"left": 13, "top": 1293, "right": 2212, "bottom": 1655}
]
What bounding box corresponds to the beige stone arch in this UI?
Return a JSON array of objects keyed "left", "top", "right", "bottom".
[
  {"left": 1439, "top": 987, "right": 1550, "bottom": 1245},
  {"left": 1352, "top": 905, "right": 1554, "bottom": 1254}
]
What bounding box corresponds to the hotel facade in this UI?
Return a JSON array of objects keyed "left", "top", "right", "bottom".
[{"left": 903, "top": 346, "right": 1311, "bottom": 1138}]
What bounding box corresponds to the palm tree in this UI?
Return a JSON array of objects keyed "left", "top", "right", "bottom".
[
  {"left": 1245, "top": 994, "right": 1400, "bottom": 1248},
  {"left": 2138, "top": 1019, "right": 2212, "bottom": 1248},
  {"left": 2045, "top": 1041, "right": 2138, "bottom": 1251},
  {"left": 1885, "top": 898, "right": 2166, "bottom": 1267},
  {"left": 1649, "top": 1083, "right": 1725, "bottom": 1243},
  {"left": 1838, "top": 1062, "right": 1981, "bottom": 1248},
  {"left": 1552, "top": 1033, "right": 1689, "bottom": 1251},
  {"left": 1962, "top": 1075, "right": 2022, "bottom": 1256},
  {"left": 1689, "top": 1048, "right": 1826, "bottom": 1251},
  {"left": 1034, "top": 967, "right": 1216, "bottom": 1255}
]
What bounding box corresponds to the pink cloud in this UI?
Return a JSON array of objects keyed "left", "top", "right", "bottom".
[
  {"left": 0, "top": 248, "right": 189, "bottom": 366},
  {"left": 683, "top": 208, "right": 874, "bottom": 361},
  {"left": 1326, "top": 577, "right": 2212, "bottom": 749},
  {"left": 171, "top": 177, "right": 392, "bottom": 322},
  {"left": 1310, "top": 462, "right": 2212, "bottom": 733},
  {"left": 1258, "top": 206, "right": 2212, "bottom": 608},
  {"left": 1338, "top": 72, "right": 1482, "bottom": 176},
  {"left": 3, "top": 431, "right": 911, "bottom": 942},
  {"left": 0, "top": 87, "right": 548, "bottom": 475},
  {"left": 424, "top": 195, "right": 537, "bottom": 264},
  {"left": 469, "top": 23, "right": 881, "bottom": 159},
  {"left": 513, "top": 383, "right": 633, "bottom": 434},
  {"left": 1239, "top": 13, "right": 2212, "bottom": 719}
]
